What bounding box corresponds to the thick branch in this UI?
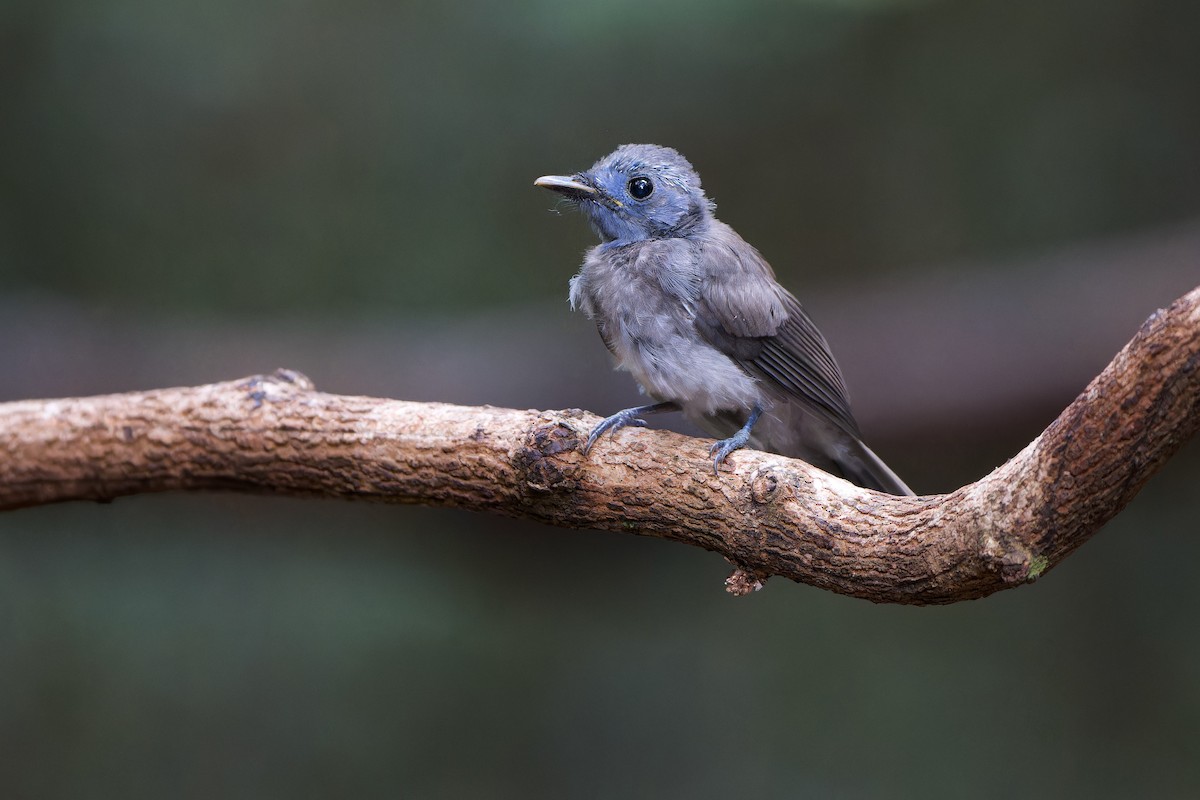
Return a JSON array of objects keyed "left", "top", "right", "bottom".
[{"left": 2, "top": 287, "right": 1198, "bottom": 604}]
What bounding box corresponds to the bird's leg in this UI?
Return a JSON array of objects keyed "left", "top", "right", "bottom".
[
  {"left": 583, "top": 401, "right": 681, "bottom": 455},
  {"left": 709, "top": 404, "right": 763, "bottom": 474}
]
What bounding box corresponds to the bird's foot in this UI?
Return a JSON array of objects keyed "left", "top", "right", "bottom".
[
  {"left": 582, "top": 401, "right": 681, "bottom": 455},
  {"left": 708, "top": 404, "right": 764, "bottom": 475},
  {"left": 584, "top": 410, "right": 647, "bottom": 454},
  {"left": 709, "top": 431, "right": 752, "bottom": 475}
]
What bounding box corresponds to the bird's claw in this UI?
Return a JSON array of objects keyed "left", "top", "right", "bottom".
[
  {"left": 709, "top": 434, "right": 749, "bottom": 475},
  {"left": 583, "top": 411, "right": 646, "bottom": 455}
]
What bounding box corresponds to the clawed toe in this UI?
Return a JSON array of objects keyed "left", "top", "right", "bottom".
[
  {"left": 583, "top": 413, "right": 642, "bottom": 454},
  {"left": 709, "top": 437, "right": 746, "bottom": 475},
  {"left": 708, "top": 404, "right": 763, "bottom": 475},
  {"left": 582, "top": 427, "right": 607, "bottom": 455},
  {"left": 580, "top": 402, "right": 680, "bottom": 456}
]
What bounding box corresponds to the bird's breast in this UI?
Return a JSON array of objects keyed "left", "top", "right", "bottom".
[{"left": 575, "top": 245, "right": 762, "bottom": 415}]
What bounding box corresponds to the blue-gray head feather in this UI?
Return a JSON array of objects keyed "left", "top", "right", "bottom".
[{"left": 537, "top": 144, "right": 716, "bottom": 244}]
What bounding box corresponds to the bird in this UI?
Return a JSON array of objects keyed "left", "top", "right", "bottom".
[{"left": 534, "top": 143, "right": 914, "bottom": 496}]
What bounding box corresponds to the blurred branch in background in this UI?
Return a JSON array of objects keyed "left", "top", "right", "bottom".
[{"left": 3, "top": 282, "right": 1197, "bottom": 604}]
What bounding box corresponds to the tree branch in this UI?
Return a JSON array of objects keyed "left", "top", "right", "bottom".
[{"left": 3, "top": 287, "right": 1198, "bottom": 604}]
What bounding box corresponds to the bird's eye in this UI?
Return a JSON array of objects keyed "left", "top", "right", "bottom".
[{"left": 628, "top": 177, "right": 654, "bottom": 200}]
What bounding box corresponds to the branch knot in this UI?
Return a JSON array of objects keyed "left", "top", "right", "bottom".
[{"left": 515, "top": 420, "right": 581, "bottom": 493}]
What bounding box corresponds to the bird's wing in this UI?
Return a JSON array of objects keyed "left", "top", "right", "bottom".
[{"left": 693, "top": 225, "right": 861, "bottom": 437}]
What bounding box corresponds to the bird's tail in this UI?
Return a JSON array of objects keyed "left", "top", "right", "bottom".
[
  {"left": 835, "top": 437, "right": 915, "bottom": 497},
  {"left": 697, "top": 406, "right": 915, "bottom": 496}
]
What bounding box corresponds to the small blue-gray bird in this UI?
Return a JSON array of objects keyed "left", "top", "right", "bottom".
[{"left": 535, "top": 144, "right": 914, "bottom": 496}]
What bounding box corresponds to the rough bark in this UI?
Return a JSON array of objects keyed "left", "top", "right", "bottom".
[{"left": 2, "top": 287, "right": 1198, "bottom": 604}]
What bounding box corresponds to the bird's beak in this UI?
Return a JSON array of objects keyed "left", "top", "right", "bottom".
[{"left": 534, "top": 174, "right": 598, "bottom": 199}]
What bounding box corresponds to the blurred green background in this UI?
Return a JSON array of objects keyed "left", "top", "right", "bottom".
[{"left": 3, "top": 0, "right": 1199, "bottom": 796}]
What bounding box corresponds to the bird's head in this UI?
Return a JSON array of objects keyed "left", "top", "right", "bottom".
[{"left": 535, "top": 144, "right": 715, "bottom": 244}]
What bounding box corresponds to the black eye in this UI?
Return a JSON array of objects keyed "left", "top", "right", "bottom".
[{"left": 627, "top": 177, "right": 654, "bottom": 200}]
